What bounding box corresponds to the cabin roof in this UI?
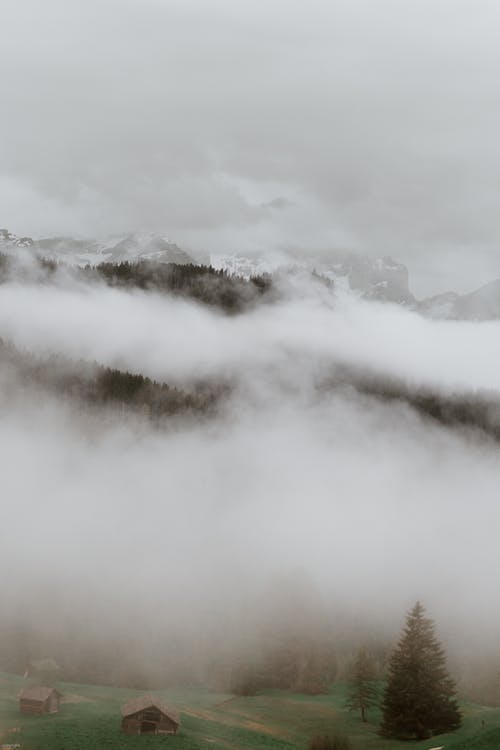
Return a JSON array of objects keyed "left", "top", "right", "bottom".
[
  {"left": 19, "top": 686, "right": 59, "bottom": 703},
  {"left": 121, "top": 693, "right": 180, "bottom": 725}
]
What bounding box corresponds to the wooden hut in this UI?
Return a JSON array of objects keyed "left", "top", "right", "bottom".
[
  {"left": 121, "top": 694, "right": 180, "bottom": 735},
  {"left": 19, "top": 686, "right": 60, "bottom": 715}
]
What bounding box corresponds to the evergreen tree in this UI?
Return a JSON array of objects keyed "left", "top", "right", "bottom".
[
  {"left": 345, "top": 646, "right": 379, "bottom": 722},
  {"left": 380, "top": 602, "right": 461, "bottom": 740}
]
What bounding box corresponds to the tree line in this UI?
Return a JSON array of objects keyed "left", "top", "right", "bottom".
[
  {"left": 90, "top": 260, "right": 274, "bottom": 313},
  {"left": 0, "top": 339, "right": 222, "bottom": 420},
  {"left": 3, "top": 332, "right": 500, "bottom": 443},
  {"left": 0, "top": 253, "right": 275, "bottom": 313},
  {"left": 320, "top": 364, "right": 500, "bottom": 443}
]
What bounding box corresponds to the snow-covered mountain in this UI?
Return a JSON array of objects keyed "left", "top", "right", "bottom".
[
  {"left": 211, "top": 250, "right": 415, "bottom": 305},
  {"left": 103, "top": 233, "right": 193, "bottom": 264},
  {"left": 0, "top": 228, "right": 34, "bottom": 248},
  {"left": 210, "top": 253, "right": 283, "bottom": 279},
  {"left": 0, "top": 229, "right": 194, "bottom": 266},
  {"left": 212, "top": 249, "right": 500, "bottom": 320},
  {"left": 5, "top": 226, "right": 500, "bottom": 320}
]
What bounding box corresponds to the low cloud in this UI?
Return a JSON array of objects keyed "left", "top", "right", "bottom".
[{"left": 0, "top": 275, "right": 499, "bottom": 654}]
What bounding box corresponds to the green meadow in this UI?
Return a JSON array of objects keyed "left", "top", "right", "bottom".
[{"left": 1, "top": 673, "right": 499, "bottom": 750}]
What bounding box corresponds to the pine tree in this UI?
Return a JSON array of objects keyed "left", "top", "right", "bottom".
[
  {"left": 345, "top": 646, "right": 379, "bottom": 722},
  {"left": 380, "top": 602, "right": 461, "bottom": 740}
]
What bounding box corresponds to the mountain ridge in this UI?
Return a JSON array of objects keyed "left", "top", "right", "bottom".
[
  {"left": 0, "top": 228, "right": 193, "bottom": 266},
  {"left": 2, "top": 227, "right": 500, "bottom": 320}
]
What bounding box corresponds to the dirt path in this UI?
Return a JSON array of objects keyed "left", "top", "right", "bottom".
[{"left": 181, "top": 706, "right": 288, "bottom": 739}]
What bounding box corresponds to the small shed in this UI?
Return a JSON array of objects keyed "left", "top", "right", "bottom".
[
  {"left": 19, "top": 686, "right": 60, "bottom": 715},
  {"left": 121, "top": 694, "right": 180, "bottom": 735}
]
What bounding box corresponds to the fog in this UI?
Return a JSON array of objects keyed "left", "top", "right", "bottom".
[
  {"left": 1, "top": 274, "right": 499, "bottom": 673},
  {"left": 2, "top": 0, "right": 500, "bottom": 699},
  {"left": 3, "top": 0, "right": 500, "bottom": 294},
  {"left": 0, "top": 277, "right": 498, "bottom": 391}
]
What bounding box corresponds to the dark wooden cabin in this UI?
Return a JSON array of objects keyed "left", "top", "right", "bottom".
[
  {"left": 121, "top": 694, "right": 180, "bottom": 736},
  {"left": 19, "top": 686, "right": 60, "bottom": 715}
]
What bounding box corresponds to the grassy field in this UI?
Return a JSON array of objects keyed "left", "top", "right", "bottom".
[{"left": 1, "top": 672, "right": 500, "bottom": 750}]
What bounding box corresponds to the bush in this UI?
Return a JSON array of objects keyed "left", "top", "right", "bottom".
[{"left": 308, "top": 732, "right": 352, "bottom": 750}]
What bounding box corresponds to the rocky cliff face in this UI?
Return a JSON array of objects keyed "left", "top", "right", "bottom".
[
  {"left": 212, "top": 250, "right": 415, "bottom": 305},
  {"left": 419, "top": 280, "right": 500, "bottom": 321},
  {"left": 332, "top": 254, "right": 414, "bottom": 305}
]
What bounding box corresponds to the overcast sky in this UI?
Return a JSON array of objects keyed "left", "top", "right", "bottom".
[{"left": 2, "top": 0, "right": 500, "bottom": 294}]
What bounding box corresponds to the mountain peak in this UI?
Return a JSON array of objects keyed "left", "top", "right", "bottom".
[
  {"left": 0, "top": 228, "right": 34, "bottom": 247},
  {"left": 0, "top": 229, "right": 194, "bottom": 266}
]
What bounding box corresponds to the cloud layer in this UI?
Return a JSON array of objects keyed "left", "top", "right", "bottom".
[{"left": 0, "top": 276, "right": 499, "bottom": 650}]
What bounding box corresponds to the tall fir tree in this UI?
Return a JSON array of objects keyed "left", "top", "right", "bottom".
[
  {"left": 380, "top": 602, "right": 461, "bottom": 740},
  {"left": 345, "top": 647, "right": 379, "bottom": 722}
]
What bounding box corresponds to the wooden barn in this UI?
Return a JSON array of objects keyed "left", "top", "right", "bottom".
[
  {"left": 121, "top": 694, "right": 180, "bottom": 736},
  {"left": 19, "top": 686, "right": 60, "bottom": 715}
]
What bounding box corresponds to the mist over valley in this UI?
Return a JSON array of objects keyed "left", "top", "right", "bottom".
[{"left": 3, "top": 1, "right": 500, "bottom": 746}]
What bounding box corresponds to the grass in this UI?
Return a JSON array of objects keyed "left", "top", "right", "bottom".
[{"left": 0, "top": 672, "right": 500, "bottom": 750}]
